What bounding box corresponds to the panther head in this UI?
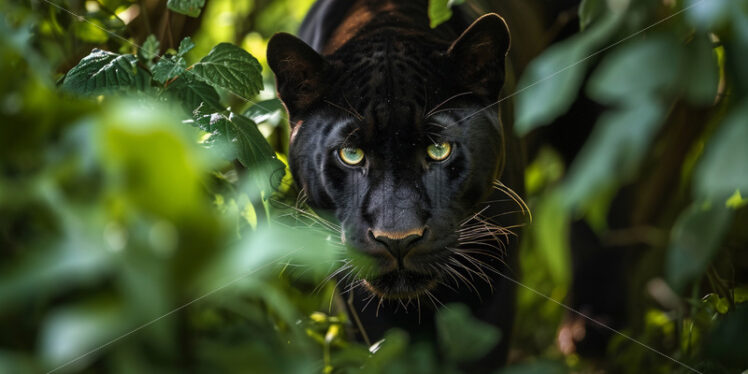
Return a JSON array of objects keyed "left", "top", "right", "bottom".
[{"left": 267, "top": 14, "right": 511, "bottom": 298}]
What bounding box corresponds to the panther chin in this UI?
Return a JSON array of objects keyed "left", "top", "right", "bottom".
[{"left": 361, "top": 270, "right": 439, "bottom": 299}]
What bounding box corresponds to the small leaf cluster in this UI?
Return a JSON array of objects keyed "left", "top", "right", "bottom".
[{"left": 61, "top": 34, "right": 279, "bottom": 173}]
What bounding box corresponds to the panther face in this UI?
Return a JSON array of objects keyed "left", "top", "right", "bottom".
[{"left": 268, "top": 14, "right": 511, "bottom": 298}]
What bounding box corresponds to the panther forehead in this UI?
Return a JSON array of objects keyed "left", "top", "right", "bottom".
[{"left": 325, "top": 32, "right": 454, "bottom": 119}]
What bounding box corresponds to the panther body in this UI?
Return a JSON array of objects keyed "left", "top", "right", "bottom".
[{"left": 267, "top": 0, "right": 525, "bottom": 366}]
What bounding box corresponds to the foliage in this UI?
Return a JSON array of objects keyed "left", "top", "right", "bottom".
[
  {"left": 1, "top": 0, "right": 747, "bottom": 373},
  {"left": 514, "top": 0, "right": 748, "bottom": 372}
]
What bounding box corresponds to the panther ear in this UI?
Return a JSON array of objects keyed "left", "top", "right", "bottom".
[
  {"left": 267, "top": 33, "right": 329, "bottom": 120},
  {"left": 447, "top": 13, "right": 511, "bottom": 99}
]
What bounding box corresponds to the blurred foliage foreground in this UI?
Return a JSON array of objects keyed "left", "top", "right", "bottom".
[{"left": 1, "top": 0, "right": 748, "bottom": 373}]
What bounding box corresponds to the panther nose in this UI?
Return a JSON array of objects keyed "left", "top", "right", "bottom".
[{"left": 369, "top": 227, "right": 426, "bottom": 261}]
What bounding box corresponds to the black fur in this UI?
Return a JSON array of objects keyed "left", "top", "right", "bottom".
[{"left": 268, "top": 0, "right": 524, "bottom": 368}]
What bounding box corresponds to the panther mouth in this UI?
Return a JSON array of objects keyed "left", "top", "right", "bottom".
[{"left": 361, "top": 270, "right": 439, "bottom": 299}]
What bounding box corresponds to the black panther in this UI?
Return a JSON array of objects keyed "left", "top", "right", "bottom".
[{"left": 267, "top": 0, "right": 526, "bottom": 367}]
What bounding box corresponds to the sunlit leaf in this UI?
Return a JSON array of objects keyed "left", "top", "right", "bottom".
[
  {"left": 532, "top": 191, "right": 571, "bottom": 285},
  {"left": 191, "top": 43, "right": 263, "bottom": 98},
  {"left": 98, "top": 101, "right": 214, "bottom": 219},
  {"left": 428, "top": 0, "right": 464, "bottom": 28},
  {"left": 61, "top": 49, "right": 151, "bottom": 95},
  {"left": 73, "top": 19, "right": 109, "bottom": 44},
  {"left": 665, "top": 202, "right": 731, "bottom": 292},
  {"left": 725, "top": 190, "right": 747, "bottom": 209},
  {"left": 167, "top": 0, "right": 206, "bottom": 18},
  {"left": 436, "top": 303, "right": 501, "bottom": 362}
]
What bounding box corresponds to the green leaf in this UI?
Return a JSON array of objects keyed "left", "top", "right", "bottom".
[
  {"left": 436, "top": 303, "right": 501, "bottom": 362},
  {"left": 195, "top": 112, "right": 277, "bottom": 169},
  {"left": 40, "top": 300, "right": 127, "bottom": 368},
  {"left": 166, "top": 0, "right": 205, "bottom": 17},
  {"left": 665, "top": 203, "right": 731, "bottom": 292},
  {"left": 152, "top": 56, "right": 186, "bottom": 84},
  {"left": 587, "top": 36, "right": 682, "bottom": 105},
  {"left": 190, "top": 43, "right": 263, "bottom": 98},
  {"left": 98, "top": 101, "right": 214, "bottom": 219},
  {"left": 515, "top": 14, "right": 619, "bottom": 134},
  {"left": 73, "top": 19, "right": 109, "bottom": 44},
  {"left": 694, "top": 101, "right": 748, "bottom": 199},
  {"left": 200, "top": 223, "right": 338, "bottom": 292},
  {"left": 685, "top": 0, "right": 731, "bottom": 29},
  {"left": 532, "top": 192, "right": 571, "bottom": 285},
  {"left": 138, "top": 34, "right": 160, "bottom": 66},
  {"left": 243, "top": 98, "right": 285, "bottom": 126},
  {"left": 61, "top": 49, "right": 151, "bottom": 95},
  {"left": 428, "top": 0, "right": 464, "bottom": 28},
  {"left": 177, "top": 36, "right": 195, "bottom": 57},
  {"left": 682, "top": 34, "right": 720, "bottom": 104},
  {"left": 164, "top": 75, "right": 223, "bottom": 113},
  {"left": 579, "top": 0, "right": 606, "bottom": 30},
  {"left": 561, "top": 99, "right": 665, "bottom": 210},
  {"left": 725, "top": 190, "right": 748, "bottom": 209}
]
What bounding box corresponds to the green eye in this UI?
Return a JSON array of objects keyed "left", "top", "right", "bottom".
[
  {"left": 426, "top": 142, "right": 452, "bottom": 161},
  {"left": 339, "top": 147, "right": 365, "bottom": 165}
]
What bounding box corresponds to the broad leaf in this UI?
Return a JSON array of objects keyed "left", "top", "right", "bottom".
[
  {"left": 665, "top": 203, "right": 731, "bottom": 293},
  {"left": 191, "top": 43, "right": 263, "bottom": 99},
  {"left": 243, "top": 98, "right": 285, "bottom": 126},
  {"left": 152, "top": 56, "right": 186, "bottom": 84},
  {"left": 587, "top": 36, "right": 681, "bottom": 105},
  {"left": 694, "top": 101, "right": 748, "bottom": 199},
  {"left": 166, "top": 0, "right": 205, "bottom": 18},
  {"left": 515, "top": 14, "right": 619, "bottom": 135},
  {"left": 561, "top": 99, "right": 665, "bottom": 210},
  {"left": 436, "top": 303, "right": 501, "bottom": 362},
  {"left": 61, "top": 49, "right": 151, "bottom": 95},
  {"left": 165, "top": 75, "right": 222, "bottom": 113},
  {"left": 195, "top": 112, "right": 277, "bottom": 169}
]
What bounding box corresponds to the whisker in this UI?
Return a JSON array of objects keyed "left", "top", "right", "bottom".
[
  {"left": 324, "top": 99, "right": 364, "bottom": 121},
  {"left": 425, "top": 91, "right": 473, "bottom": 117}
]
